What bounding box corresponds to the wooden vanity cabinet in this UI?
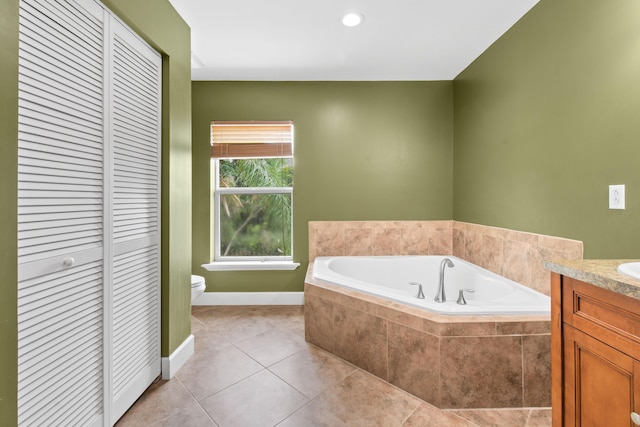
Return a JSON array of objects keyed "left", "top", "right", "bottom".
[{"left": 552, "top": 273, "right": 640, "bottom": 426}]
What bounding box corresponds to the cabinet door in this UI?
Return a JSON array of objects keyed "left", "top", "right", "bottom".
[{"left": 564, "top": 324, "right": 640, "bottom": 426}]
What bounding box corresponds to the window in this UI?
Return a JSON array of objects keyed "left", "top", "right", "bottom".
[{"left": 208, "top": 121, "right": 297, "bottom": 270}]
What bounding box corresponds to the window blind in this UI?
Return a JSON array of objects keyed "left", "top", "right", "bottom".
[{"left": 211, "top": 121, "right": 293, "bottom": 158}]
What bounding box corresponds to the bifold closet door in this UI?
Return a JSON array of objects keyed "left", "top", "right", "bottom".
[
  {"left": 17, "top": 0, "right": 106, "bottom": 425},
  {"left": 108, "top": 18, "right": 162, "bottom": 423},
  {"left": 17, "top": 0, "right": 162, "bottom": 425}
]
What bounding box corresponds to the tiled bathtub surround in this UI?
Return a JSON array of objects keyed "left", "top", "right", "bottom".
[
  {"left": 452, "top": 222, "right": 583, "bottom": 296},
  {"left": 309, "top": 221, "right": 453, "bottom": 260},
  {"left": 308, "top": 221, "right": 583, "bottom": 296},
  {"left": 304, "top": 271, "right": 551, "bottom": 409},
  {"left": 305, "top": 220, "right": 581, "bottom": 409}
]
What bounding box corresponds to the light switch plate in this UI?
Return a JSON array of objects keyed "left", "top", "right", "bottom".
[{"left": 609, "top": 184, "right": 625, "bottom": 209}]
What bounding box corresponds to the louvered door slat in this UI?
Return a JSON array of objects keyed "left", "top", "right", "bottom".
[
  {"left": 114, "top": 139, "right": 159, "bottom": 160},
  {"left": 19, "top": 151, "right": 103, "bottom": 172},
  {"left": 18, "top": 210, "right": 102, "bottom": 225},
  {"left": 113, "top": 98, "right": 156, "bottom": 126},
  {"left": 19, "top": 130, "right": 102, "bottom": 155},
  {"left": 114, "top": 163, "right": 157, "bottom": 178},
  {"left": 115, "top": 175, "right": 157, "bottom": 186},
  {"left": 19, "top": 116, "right": 103, "bottom": 149},
  {"left": 113, "top": 163, "right": 157, "bottom": 179},
  {"left": 114, "top": 218, "right": 158, "bottom": 231},
  {"left": 19, "top": 216, "right": 101, "bottom": 232},
  {"left": 19, "top": 106, "right": 103, "bottom": 138},
  {"left": 19, "top": 168, "right": 102, "bottom": 184}
]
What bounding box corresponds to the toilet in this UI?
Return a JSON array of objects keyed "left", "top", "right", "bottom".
[{"left": 191, "top": 275, "right": 206, "bottom": 302}]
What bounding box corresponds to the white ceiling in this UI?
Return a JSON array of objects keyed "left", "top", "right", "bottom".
[{"left": 168, "top": 0, "right": 539, "bottom": 81}]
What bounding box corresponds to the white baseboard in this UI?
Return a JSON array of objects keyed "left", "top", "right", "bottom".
[
  {"left": 161, "top": 334, "right": 194, "bottom": 380},
  {"left": 192, "top": 292, "right": 304, "bottom": 306}
]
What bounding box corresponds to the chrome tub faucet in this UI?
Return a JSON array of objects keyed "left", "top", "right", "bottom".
[{"left": 435, "top": 258, "right": 454, "bottom": 303}]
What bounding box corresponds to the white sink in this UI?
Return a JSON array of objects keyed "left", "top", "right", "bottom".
[{"left": 618, "top": 262, "right": 640, "bottom": 280}]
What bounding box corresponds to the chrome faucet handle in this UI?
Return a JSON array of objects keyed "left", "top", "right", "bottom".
[
  {"left": 409, "top": 282, "right": 425, "bottom": 299},
  {"left": 456, "top": 289, "right": 475, "bottom": 305}
]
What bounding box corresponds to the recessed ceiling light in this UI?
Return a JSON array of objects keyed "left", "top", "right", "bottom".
[{"left": 342, "top": 12, "right": 364, "bottom": 27}]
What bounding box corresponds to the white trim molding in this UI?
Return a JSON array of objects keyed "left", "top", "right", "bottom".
[
  {"left": 192, "top": 292, "right": 304, "bottom": 306},
  {"left": 201, "top": 261, "right": 300, "bottom": 271},
  {"left": 161, "top": 335, "right": 194, "bottom": 380}
]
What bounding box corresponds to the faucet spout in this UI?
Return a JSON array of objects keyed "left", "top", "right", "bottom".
[{"left": 435, "top": 258, "right": 454, "bottom": 303}]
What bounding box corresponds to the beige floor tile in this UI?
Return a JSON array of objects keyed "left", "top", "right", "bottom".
[
  {"left": 526, "top": 409, "right": 552, "bottom": 427},
  {"left": 147, "top": 409, "right": 218, "bottom": 427},
  {"left": 210, "top": 315, "right": 279, "bottom": 344},
  {"left": 301, "top": 370, "right": 421, "bottom": 427},
  {"left": 192, "top": 327, "right": 234, "bottom": 352},
  {"left": 175, "top": 345, "right": 263, "bottom": 400},
  {"left": 269, "top": 344, "right": 357, "bottom": 399},
  {"left": 451, "top": 408, "right": 532, "bottom": 426},
  {"left": 266, "top": 307, "right": 306, "bottom": 337},
  {"left": 191, "top": 305, "right": 249, "bottom": 327},
  {"left": 253, "top": 305, "right": 304, "bottom": 317},
  {"left": 235, "top": 328, "right": 308, "bottom": 366},
  {"left": 200, "top": 369, "right": 309, "bottom": 427},
  {"left": 402, "top": 403, "right": 478, "bottom": 426},
  {"left": 115, "top": 378, "right": 215, "bottom": 426},
  {"left": 282, "top": 316, "right": 305, "bottom": 337},
  {"left": 192, "top": 315, "right": 207, "bottom": 332},
  {"left": 276, "top": 402, "right": 348, "bottom": 427}
]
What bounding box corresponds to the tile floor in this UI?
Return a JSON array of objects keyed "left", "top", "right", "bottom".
[{"left": 116, "top": 306, "right": 551, "bottom": 427}]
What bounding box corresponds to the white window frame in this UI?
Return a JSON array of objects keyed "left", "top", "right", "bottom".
[{"left": 203, "top": 156, "right": 298, "bottom": 272}]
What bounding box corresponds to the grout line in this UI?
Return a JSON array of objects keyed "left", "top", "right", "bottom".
[
  {"left": 399, "top": 404, "right": 421, "bottom": 426},
  {"left": 524, "top": 408, "right": 532, "bottom": 427},
  {"left": 173, "top": 375, "right": 219, "bottom": 426},
  {"left": 521, "top": 335, "right": 525, "bottom": 408}
]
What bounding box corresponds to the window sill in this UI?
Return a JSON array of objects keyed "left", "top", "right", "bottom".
[{"left": 201, "top": 261, "right": 300, "bottom": 272}]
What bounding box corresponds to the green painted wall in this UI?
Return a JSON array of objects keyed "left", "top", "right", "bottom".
[
  {"left": 0, "top": 0, "right": 19, "bottom": 423},
  {"left": 0, "top": 1, "right": 191, "bottom": 423},
  {"left": 453, "top": 0, "right": 640, "bottom": 258},
  {"left": 192, "top": 81, "right": 453, "bottom": 292}
]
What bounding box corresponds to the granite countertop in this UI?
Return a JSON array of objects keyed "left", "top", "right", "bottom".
[{"left": 545, "top": 259, "right": 640, "bottom": 301}]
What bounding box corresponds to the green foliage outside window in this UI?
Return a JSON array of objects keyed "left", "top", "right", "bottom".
[{"left": 218, "top": 158, "right": 293, "bottom": 257}]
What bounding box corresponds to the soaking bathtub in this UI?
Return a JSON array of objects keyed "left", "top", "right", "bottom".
[
  {"left": 305, "top": 254, "right": 552, "bottom": 408},
  {"left": 312, "top": 255, "right": 550, "bottom": 316}
]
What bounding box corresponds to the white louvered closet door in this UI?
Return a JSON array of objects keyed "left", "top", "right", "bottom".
[
  {"left": 18, "top": 0, "right": 106, "bottom": 425},
  {"left": 17, "top": 0, "right": 161, "bottom": 425},
  {"left": 108, "top": 18, "right": 162, "bottom": 423}
]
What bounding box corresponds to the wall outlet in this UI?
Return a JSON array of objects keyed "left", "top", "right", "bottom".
[{"left": 609, "top": 184, "right": 625, "bottom": 209}]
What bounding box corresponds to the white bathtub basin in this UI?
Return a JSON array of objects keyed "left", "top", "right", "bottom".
[
  {"left": 618, "top": 262, "right": 640, "bottom": 280},
  {"left": 313, "top": 255, "right": 550, "bottom": 316}
]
